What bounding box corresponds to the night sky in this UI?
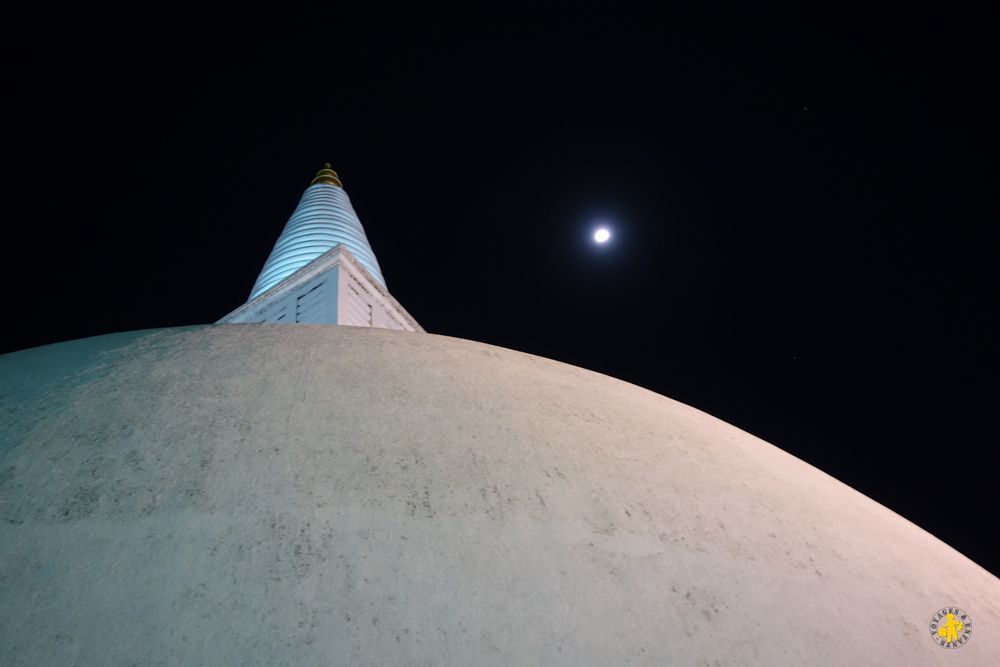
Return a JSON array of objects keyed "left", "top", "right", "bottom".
[{"left": 4, "top": 6, "right": 995, "bottom": 574}]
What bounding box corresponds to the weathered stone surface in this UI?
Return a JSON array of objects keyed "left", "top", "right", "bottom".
[{"left": 1, "top": 325, "right": 996, "bottom": 665}]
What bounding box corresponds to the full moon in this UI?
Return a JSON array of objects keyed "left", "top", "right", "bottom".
[{"left": 593, "top": 227, "right": 611, "bottom": 243}]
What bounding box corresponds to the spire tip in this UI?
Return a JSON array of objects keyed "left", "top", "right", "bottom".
[{"left": 311, "top": 163, "right": 342, "bottom": 187}]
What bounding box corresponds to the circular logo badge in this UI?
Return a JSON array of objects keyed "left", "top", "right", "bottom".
[{"left": 929, "top": 607, "right": 972, "bottom": 648}]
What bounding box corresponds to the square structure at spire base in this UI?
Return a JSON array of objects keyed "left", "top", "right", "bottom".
[{"left": 218, "top": 245, "right": 422, "bottom": 332}]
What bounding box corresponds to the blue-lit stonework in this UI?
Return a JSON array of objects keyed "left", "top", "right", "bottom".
[{"left": 250, "top": 179, "right": 385, "bottom": 299}]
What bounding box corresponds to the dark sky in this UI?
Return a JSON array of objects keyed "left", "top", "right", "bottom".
[{"left": 3, "top": 6, "right": 995, "bottom": 574}]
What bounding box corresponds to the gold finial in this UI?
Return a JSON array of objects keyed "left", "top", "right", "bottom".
[{"left": 311, "top": 163, "right": 343, "bottom": 187}]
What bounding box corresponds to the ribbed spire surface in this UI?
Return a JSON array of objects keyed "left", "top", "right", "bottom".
[{"left": 249, "top": 165, "right": 386, "bottom": 299}]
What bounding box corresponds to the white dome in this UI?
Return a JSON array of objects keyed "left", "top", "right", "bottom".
[{"left": 1, "top": 325, "right": 996, "bottom": 665}]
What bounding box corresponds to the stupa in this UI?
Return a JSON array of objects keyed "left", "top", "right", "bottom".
[{"left": 1, "top": 166, "right": 996, "bottom": 665}]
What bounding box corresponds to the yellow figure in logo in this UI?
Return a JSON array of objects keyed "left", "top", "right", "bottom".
[{"left": 937, "top": 613, "right": 964, "bottom": 643}]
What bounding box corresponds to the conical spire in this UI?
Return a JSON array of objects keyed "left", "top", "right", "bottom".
[{"left": 248, "top": 164, "right": 386, "bottom": 299}]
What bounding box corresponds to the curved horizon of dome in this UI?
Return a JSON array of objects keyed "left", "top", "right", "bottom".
[
  {"left": 1, "top": 325, "right": 997, "bottom": 665},
  {"left": 250, "top": 183, "right": 386, "bottom": 298}
]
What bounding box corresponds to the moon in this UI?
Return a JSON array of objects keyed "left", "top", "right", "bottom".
[{"left": 593, "top": 227, "right": 611, "bottom": 244}]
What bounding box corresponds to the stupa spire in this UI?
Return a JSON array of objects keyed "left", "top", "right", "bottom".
[
  {"left": 248, "top": 164, "right": 385, "bottom": 299},
  {"left": 218, "top": 163, "right": 422, "bottom": 332}
]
